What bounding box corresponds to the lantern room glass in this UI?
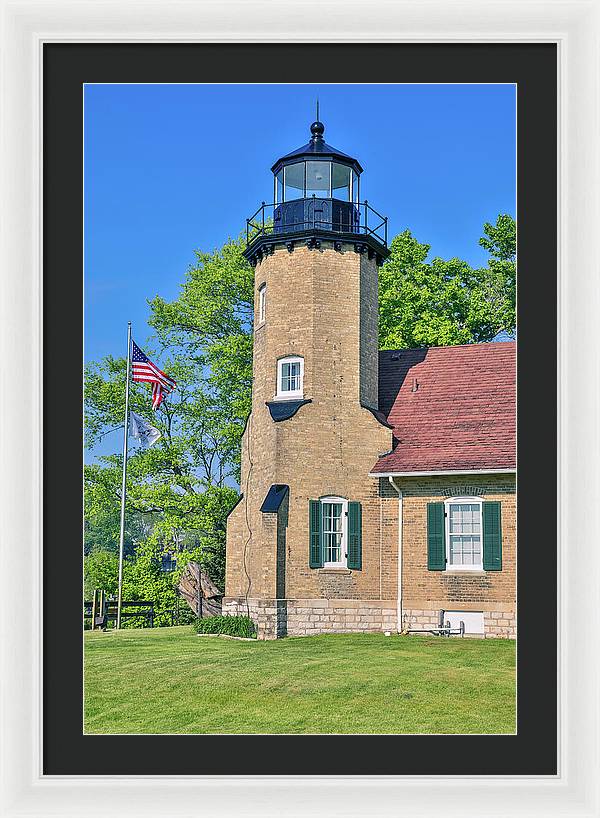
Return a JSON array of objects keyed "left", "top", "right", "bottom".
[
  {"left": 305, "top": 161, "right": 331, "bottom": 198},
  {"left": 283, "top": 162, "right": 304, "bottom": 202},
  {"left": 351, "top": 169, "right": 359, "bottom": 203},
  {"left": 274, "top": 170, "right": 283, "bottom": 205},
  {"left": 332, "top": 163, "right": 351, "bottom": 201},
  {"left": 278, "top": 160, "right": 359, "bottom": 202}
]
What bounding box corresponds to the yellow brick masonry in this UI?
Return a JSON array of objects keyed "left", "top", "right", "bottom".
[{"left": 225, "top": 243, "right": 395, "bottom": 634}]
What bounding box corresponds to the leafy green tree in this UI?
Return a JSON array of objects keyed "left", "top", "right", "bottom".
[
  {"left": 85, "top": 336, "right": 240, "bottom": 592},
  {"left": 84, "top": 549, "right": 119, "bottom": 599},
  {"left": 148, "top": 235, "right": 254, "bottom": 472},
  {"left": 378, "top": 214, "right": 516, "bottom": 349}
]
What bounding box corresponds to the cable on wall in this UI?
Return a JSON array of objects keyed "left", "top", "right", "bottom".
[{"left": 242, "top": 414, "right": 254, "bottom": 621}]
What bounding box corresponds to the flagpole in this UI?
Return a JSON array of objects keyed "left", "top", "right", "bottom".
[{"left": 116, "top": 321, "right": 132, "bottom": 630}]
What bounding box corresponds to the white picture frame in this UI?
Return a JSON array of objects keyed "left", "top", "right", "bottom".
[{"left": 1, "top": 1, "right": 598, "bottom": 816}]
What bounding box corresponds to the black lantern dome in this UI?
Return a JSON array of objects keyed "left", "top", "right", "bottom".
[{"left": 244, "top": 121, "right": 389, "bottom": 266}]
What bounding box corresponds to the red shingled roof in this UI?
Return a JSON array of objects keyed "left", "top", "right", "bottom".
[{"left": 371, "top": 341, "right": 516, "bottom": 474}]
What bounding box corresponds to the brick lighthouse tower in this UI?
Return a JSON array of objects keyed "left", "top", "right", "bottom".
[{"left": 224, "top": 118, "right": 396, "bottom": 639}]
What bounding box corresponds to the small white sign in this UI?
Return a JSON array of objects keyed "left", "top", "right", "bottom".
[{"left": 443, "top": 611, "right": 484, "bottom": 635}]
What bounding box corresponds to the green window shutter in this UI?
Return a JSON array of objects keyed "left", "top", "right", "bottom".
[
  {"left": 483, "top": 501, "right": 502, "bottom": 571},
  {"left": 347, "top": 501, "right": 362, "bottom": 570},
  {"left": 309, "top": 499, "right": 323, "bottom": 568},
  {"left": 427, "top": 502, "right": 446, "bottom": 570}
]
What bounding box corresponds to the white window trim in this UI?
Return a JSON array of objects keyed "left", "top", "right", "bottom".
[
  {"left": 444, "top": 496, "right": 483, "bottom": 572},
  {"left": 321, "top": 496, "right": 347, "bottom": 568},
  {"left": 275, "top": 355, "right": 304, "bottom": 401},
  {"left": 258, "top": 283, "right": 266, "bottom": 325}
]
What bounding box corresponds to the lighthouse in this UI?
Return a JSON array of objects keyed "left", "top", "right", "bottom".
[{"left": 223, "top": 118, "right": 398, "bottom": 639}]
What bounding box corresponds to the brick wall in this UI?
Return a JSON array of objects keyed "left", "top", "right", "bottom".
[{"left": 395, "top": 474, "right": 516, "bottom": 636}]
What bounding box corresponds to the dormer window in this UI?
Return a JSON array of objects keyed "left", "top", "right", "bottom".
[
  {"left": 258, "top": 283, "right": 266, "bottom": 325},
  {"left": 276, "top": 356, "right": 304, "bottom": 400}
]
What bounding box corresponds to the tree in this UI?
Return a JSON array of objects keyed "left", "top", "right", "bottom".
[
  {"left": 84, "top": 335, "right": 241, "bottom": 592},
  {"left": 378, "top": 214, "right": 516, "bottom": 349},
  {"left": 84, "top": 549, "right": 119, "bottom": 599},
  {"left": 148, "top": 235, "right": 254, "bottom": 475}
]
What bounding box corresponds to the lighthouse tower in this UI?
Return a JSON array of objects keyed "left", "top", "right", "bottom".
[{"left": 224, "top": 119, "right": 396, "bottom": 638}]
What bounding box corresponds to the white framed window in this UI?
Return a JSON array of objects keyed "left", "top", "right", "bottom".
[
  {"left": 321, "top": 496, "right": 347, "bottom": 567},
  {"left": 276, "top": 355, "right": 304, "bottom": 400},
  {"left": 445, "top": 497, "right": 483, "bottom": 571},
  {"left": 258, "top": 283, "right": 266, "bottom": 325}
]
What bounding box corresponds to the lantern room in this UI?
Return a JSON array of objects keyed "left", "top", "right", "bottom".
[
  {"left": 272, "top": 120, "right": 362, "bottom": 204},
  {"left": 244, "top": 120, "right": 389, "bottom": 266}
]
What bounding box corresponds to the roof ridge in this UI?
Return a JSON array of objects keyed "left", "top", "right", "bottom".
[{"left": 379, "top": 340, "right": 516, "bottom": 355}]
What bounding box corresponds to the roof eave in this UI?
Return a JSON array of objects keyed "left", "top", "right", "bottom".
[{"left": 368, "top": 467, "right": 517, "bottom": 478}]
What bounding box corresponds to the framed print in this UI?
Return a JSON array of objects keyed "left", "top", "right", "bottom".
[
  {"left": 1, "top": 1, "right": 599, "bottom": 816},
  {"left": 50, "top": 42, "right": 552, "bottom": 775}
]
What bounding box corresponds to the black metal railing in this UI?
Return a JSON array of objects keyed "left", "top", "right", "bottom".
[{"left": 246, "top": 198, "right": 388, "bottom": 248}]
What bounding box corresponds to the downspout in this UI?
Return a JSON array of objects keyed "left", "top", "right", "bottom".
[{"left": 388, "top": 476, "right": 403, "bottom": 633}]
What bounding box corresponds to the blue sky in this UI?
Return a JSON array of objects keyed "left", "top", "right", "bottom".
[
  {"left": 84, "top": 83, "right": 515, "bottom": 457},
  {"left": 85, "top": 83, "right": 515, "bottom": 362}
]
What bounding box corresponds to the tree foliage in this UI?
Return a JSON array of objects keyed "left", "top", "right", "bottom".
[
  {"left": 378, "top": 214, "right": 516, "bottom": 349},
  {"left": 84, "top": 241, "right": 252, "bottom": 595}
]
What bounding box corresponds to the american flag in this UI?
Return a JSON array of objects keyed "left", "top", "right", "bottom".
[{"left": 131, "top": 340, "right": 177, "bottom": 410}]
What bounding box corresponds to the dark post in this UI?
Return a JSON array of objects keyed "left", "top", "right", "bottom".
[
  {"left": 91, "top": 589, "right": 98, "bottom": 631},
  {"left": 196, "top": 563, "right": 203, "bottom": 619}
]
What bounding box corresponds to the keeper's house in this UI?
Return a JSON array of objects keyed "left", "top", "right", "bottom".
[{"left": 224, "top": 121, "right": 516, "bottom": 640}]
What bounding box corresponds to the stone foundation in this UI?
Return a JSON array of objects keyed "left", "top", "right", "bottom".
[
  {"left": 483, "top": 611, "right": 516, "bottom": 639},
  {"left": 402, "top": 608, "right": 516, "bottom": 639},
  {"left": 222, "top": 598, "right": 287, "bottom": 640},
  {"left": 223, "top": 598, "right": 515, "bottom": 640},
  {"left": 223, "top": 597, "right": 397, "bottom": 639}
]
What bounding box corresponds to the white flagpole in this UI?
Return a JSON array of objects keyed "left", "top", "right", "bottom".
[{"left": 116, "top": 321, "right": 132, "bottom": 630}]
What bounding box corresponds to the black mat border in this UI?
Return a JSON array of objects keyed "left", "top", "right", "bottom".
[{"left": 44, "top": 43, "right": 557, "bottom": 776}]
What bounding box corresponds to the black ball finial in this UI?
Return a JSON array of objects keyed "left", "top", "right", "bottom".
[{"left": 310, "top": 120, "right": 325, "bottom": 139}]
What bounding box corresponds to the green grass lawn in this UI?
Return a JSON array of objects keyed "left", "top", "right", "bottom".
[{"left": 84, "top": 627, "right": 516, "bottom": 734}]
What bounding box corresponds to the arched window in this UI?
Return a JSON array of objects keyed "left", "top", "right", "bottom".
[
  {"left": 276, "top": 355, "right": 304, "bottom": 400},
  {"left": 444, "top": 497, "right": 483, "bottom": 570},
  {"left": 258, "top": 283, "right": 266, "bottom": 325}
]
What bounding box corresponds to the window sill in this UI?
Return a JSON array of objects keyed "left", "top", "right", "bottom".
[
  {"left": 444, "top": 569, "right": 487, "bottom": 576},
  {"left": 272, "top": 394, "right": 304, "bottom": 402},
  {"left": 318, "top": 567, "right": 352, "bottom": 575}
]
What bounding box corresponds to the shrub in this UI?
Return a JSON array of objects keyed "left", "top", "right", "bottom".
[{"left": 192, "top": 615, "right": 256, "bottom": 639}]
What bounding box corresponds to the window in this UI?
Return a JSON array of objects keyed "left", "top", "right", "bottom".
[
  {"left": 445, "top": 498, "right": 483, "bottom": 570},
  {"left": 283, "top": 162, "right": 305, "bottom": 202},
  {"left": 305, "top": 160, "right": 331, "bottom": 199},
  {"left": 322, "top": 498, "right": 346, "bottom": 566},
  {"left": 276, "top": 355, "right": 304, "bottom": 399},
  {"left": 274, "top": 170, "right": 283, "bottom": 205},
  {"left": 332, "top": 163, "right": 351, "bottom": 200},
  {"left": 309, "top": 497, "right": 362, "bottom": 570},
  {"left": 258, "top": 283, "right": 266, "bottom": 325},
  {"left": 161, "top": 554, "right": 177, "bottom": 573}
]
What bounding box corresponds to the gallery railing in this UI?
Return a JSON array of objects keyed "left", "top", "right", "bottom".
[{"left": 246, "top": 198, "right": 388, "bottom": 249}]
